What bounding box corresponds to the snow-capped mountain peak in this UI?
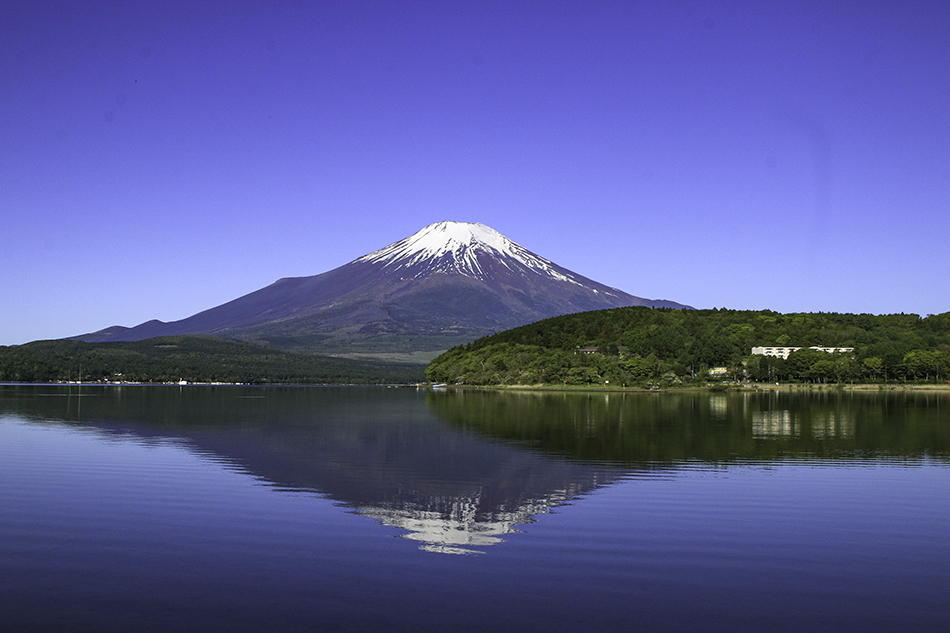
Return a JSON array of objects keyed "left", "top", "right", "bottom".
[
  {"left": 75, "top": 220, "right": 690, "bottom": 354},
  {"left": 357, "top": 221, "right": 579, "bottom": 283}
]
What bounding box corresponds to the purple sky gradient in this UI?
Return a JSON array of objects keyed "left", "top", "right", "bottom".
[{"left": 2, "top": 0, "right": 948, "bottom": 346}]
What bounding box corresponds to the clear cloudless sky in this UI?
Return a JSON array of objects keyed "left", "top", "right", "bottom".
[{"left": 2, "top": 0, "right": 948, "bottom": 346}]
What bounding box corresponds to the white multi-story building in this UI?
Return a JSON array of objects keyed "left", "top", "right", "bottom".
[{"left": 751, "top": 346, "right": 854, "bottom": 360}]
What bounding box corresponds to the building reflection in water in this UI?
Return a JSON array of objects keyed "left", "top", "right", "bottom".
[
  {"left": 752, "top": 409, "right": 798, "bottom": 438},
  {"left": 809, "top": 410, "right": 854, "bottom": 439},
  {"left": 752, "top": 406, "right": 854, "bottom": 439},
  {"left": 708, "top": 395, "right": 728, "bottom": 419}
]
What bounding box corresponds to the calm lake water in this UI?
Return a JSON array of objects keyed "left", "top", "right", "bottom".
[{"left": 2, "top": 384, "right": 949, "bottom": 632}]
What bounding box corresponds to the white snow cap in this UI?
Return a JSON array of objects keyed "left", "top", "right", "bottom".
[{"left": 357, "top": 221, "right": 581, "bottom": 284}]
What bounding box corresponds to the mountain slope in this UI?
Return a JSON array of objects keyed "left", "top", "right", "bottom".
[{"left": 75, "top": 222, "right": 690, "bottom": 358}]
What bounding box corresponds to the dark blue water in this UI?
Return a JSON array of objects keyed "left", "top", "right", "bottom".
[{"left": 2, "top": 385, "right": 948, "bottom": 632}]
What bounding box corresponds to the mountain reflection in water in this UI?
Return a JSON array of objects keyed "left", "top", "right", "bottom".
[
  {"left": 1, "top": 385, "right": 617, "bottom": 554},
  {"left": 3, "top": 385, "right": 948, "bottom": 555}
]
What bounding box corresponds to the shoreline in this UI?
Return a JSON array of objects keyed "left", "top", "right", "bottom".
[
  {"left": 5, "top": 381, "right": 950, "bottom": 394},
  {"left": 440, "top": 382, "right": 950, "bottom": 394}
]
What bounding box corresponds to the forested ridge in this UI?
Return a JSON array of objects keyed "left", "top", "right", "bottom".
[
  {"left": 426, "top": 308, "right": 950, "bottom": 386},
  {"left": 0, "top": 336, "right": 425, "bottom": 384}
]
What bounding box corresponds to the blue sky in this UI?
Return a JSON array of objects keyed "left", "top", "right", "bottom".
[{"left": 2, "top": 0, "right": 948, "bottom": 346}]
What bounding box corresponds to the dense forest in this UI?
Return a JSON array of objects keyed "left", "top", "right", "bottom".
[
  {"left": 426, "top": 308, "right": 950, "bottom": 387},
  {"left": 0, "top": 336, "right": 425, "bottom": 384}
]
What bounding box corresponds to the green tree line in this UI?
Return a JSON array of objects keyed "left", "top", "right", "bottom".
[
  {"left": 0, "top": 336, "right": 425, "bottom": 384},
  {"left": 426, "top": 308, "right": 950, "bottom": 387}
]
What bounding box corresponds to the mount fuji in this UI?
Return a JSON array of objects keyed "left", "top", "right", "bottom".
[{"left": 75, "top": 222, "right": 690, "bottom": 359}]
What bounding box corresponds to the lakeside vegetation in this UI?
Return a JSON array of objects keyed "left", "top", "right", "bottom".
[
  {"left": 425, "top": 308, "right": 950, "bottom": 387},
  {"left": 7, "top": 308, "right": 949, "bottom": 389},
  {"left": 0, "top": 336, "right": 425, "bottom": 384}
]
